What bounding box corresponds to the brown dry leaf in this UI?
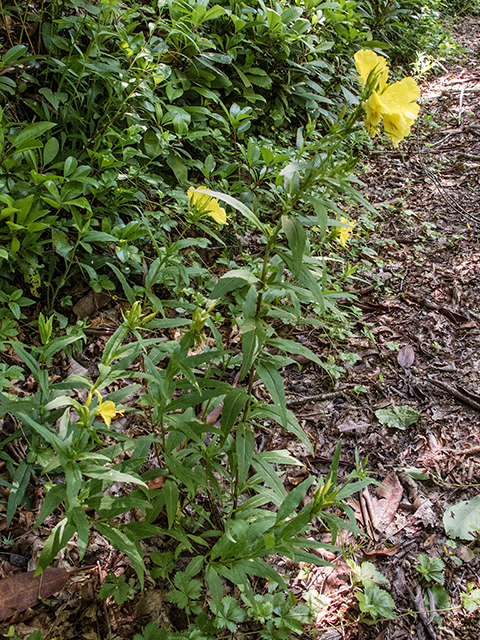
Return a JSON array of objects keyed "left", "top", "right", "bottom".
[
  {"left": 371, "top": 472, "right": 404, "bottom": 531},
  {"left": 147, "top": 477, "right": 166, "bottom": 490},
  {"left": 0, "top": 567, "right": 72, "bottom": 620},
  {"left": 363, "top": 544, "right": 400, "bottom": 557},
  {"left": 73, "top": 291, "right": 111, "bottom": 319},
  {"left": 397, "top": 345, "right": 415, "bottom": 369}
]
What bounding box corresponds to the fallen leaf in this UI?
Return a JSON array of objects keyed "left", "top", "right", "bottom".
[
  {"left": 397, "top": 345, "right": 415, "bottom": 369},
  {"left": 73, "top": 291, "right": 111, "bottom": 319},
  {"left": 147, "top": 477, "right": 165, "bottom": 490},
  {"left": 0, "top": 567, "right": 72, "bottom": 620},
  {"left": 336, "top": 419, "right": 370, "bottom": 435},
  {"left": 375, "top": 405, "right": 420, "bottom": 430},
  {"left": 366, "top": 472, "right": 404, "bottom": 533}
]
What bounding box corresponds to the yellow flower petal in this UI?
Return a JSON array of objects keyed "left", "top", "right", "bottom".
[
  {"left": 208, "top": 200, "right": 227, "bottom": 225},
  {"left": 378, "top": 78, "right": 420, "bottom": 114},
  {"left": 338, "top": 217, "right": 356, "bottom": 248},
  {"left": 94, "top": 390, "right": 124, "bottom": 428},
  {"left": 187, "top": 186, "right": 228, "bottom": 225},
  {"left": 382, "top": 111, "right": 417, "bottom": 147},
  {"left": 187, "top": 185, "right": 211, "bottom": 209},
  {"left": 363, "top": 92, "right": 383, "bottom": 137},
  {"left": 354, "top": 49, "right": 389, "bottom": 91}
]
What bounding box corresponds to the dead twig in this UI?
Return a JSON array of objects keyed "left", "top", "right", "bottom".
[
  {"left": 286, "top": 391, "right": 345, "bottom": 407},
  {"left": 427, "top": 377, "right": 480, "bottom": 412},
  {"left": 405, "top": 583, "right": 437, "bottom": 640}
]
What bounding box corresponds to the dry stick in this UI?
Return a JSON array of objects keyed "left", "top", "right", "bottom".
[
  {"left": 359, "top": 489, "right": 377, "bottom": 543},
  {"left": 286, "top": 391, "right": 345, "bottom": 407},
  {"left": 97, "top": 561, "right": 113, "bottom": 638},
  {"left": 444, "top": 445, "right": 480, "bottom": 456},
  {"left": 361, "top": 488, "right": 379, "bottom": 543},
  {"left": 427, "top": 377, "right": 480, "bottom": 412},
  {"left": 458, "top": 85, "right": 466, "bottom": 121},
  {"left": 405, "top": 584, "right": 438, "bottom": 640}
]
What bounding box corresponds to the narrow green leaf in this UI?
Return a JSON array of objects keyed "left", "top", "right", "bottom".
[
  {"left": 220, "top": 388, "right": 248, "bottom": 447},
  {"left": 96, "top": 523, "right": 145, "bottom": 587},
  {"left": 282, "top": 215, "right": 306, "bottom": 278},
  {"left": 7, "top": 461, "right": 31, "bottom": 526},
  {"left": 236, "top": 423, "right": 255, "bottom": 489}
]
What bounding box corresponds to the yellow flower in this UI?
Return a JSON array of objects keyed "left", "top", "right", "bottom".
[
  {"left": 367, "top": 78, "right": 420, "bottom": 147},
  {"left": 355, "top": 50, "right": 420, "bottom": 147},
  {"left": 187, "top": 186, "right": 227, "bottom": 225},
  {"left": 338, "top": 217, "right": 355, "bottom": 248},
  {"left": 93, "top": 390, "right": 124, "bottom": 428},
  {"left": 354, "top": 49, "right": 389, "bottom": 92}
]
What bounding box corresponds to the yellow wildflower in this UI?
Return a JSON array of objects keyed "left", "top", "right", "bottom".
[
  {"left": 93, "top": 390, "right": 124, "bottom": 428},
  {"left": 338, "top": 217, "right": 356, "bottom": 248},
  {"left": 187, "top": 186, "right": 227, "bottom": 225},
  {"left": 354, "top": 49, "right": 389, "bottom": 92},
  {"left": 354, "top": 49, "right": 420, "bottom": 147}
]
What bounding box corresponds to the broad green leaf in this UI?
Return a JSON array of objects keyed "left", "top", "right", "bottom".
[
  {"left": 2, "top": 44, "right": 27, "bottom": 64},
  {"left": 305, "top": 195, "right": 328, "bottom": 239},
  {"left": 36, "top": 518, "right": 76, "bottom": 574},
  {"left": 70, "top": 502, "right": 89, "bottom": 559},
  {"left": 375, "top": 405, "right": 420, "bottom": 430},
  {"left": 252, "top": 456, "right": 287, "bottom": 500},
  {"left": 185, "top": 555, "right": 203, "bottom": 578},
  {"left": 236, "top": 558, "right": 287, "bottom": 589},
  {"left": 462, "top": 588, "right": 480, "bottom": 612},
  {"left": 220, "top": 388, "right": 248, "bottom": 446},
  {"left": 166, "top": 152, "right": 188, "bottom": 185},
  {"left": 251, "top": 404, "right": 312, "bottom": 453},
  {"left": 43, "top": 137, "right": 59, "bottom": 165},
  {"left": 240, "top": 325, "right": 266, "bottom": 382},
  {"left": 357, "top": 584, "right": 395, "bottom": 619},
  {"left": 82, "top": 466, "right": 147, "bottom": 488},
  {"left": 424, "top": 584, "right": 450, "bottom": 616},
  {"left": 444, "top": 494, "right": 480, "bottom": 540},
  {"left": 164, "top": 480, "right": 179, "bottom": 530},
  {"left": 267, "top": 337, "right": 323, "bottom": 366},
  {"left": 205, "top": 566, "right": 223, "bottom": 609},
  {"left": 11, "top": 122, "right": 56, "bottom": 149},
  {"left": 7, "top": 460, "right": 31, "bottom": 526},
  {"left": 65, "top": 460, "right": 83, "bottom": 502},
  {"left": 276, "top": 476, "right": 315, "bottom": 523}
]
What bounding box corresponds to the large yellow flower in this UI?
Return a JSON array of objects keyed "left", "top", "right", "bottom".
[
  {"left": 355, "top": 50, "right": 420, "bottom": 147},
  {"left": 354, "top": 49, "right": 389, "bottom": 92},
  {"left": 365, "top": 77, "right": 420, "bottom": 147},
  {"left": 187, "top": 186, "right": 227, "bottom": 225}
]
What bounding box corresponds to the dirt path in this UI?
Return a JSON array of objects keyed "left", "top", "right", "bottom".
[{"left": 288, "top": 17, "right": 480, "bottom": 640}]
